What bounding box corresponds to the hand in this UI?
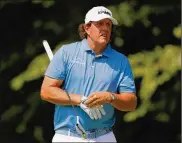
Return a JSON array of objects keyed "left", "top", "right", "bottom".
[
  {"left": 85, "top": 92, "right": 112, "bottom": 108},
  {"left": 79, "top": 96, "right": 106, "bottom": 120}
]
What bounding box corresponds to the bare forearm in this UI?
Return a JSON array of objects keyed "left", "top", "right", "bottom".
[
  {"left": 110, "top": 92, "right": 137, "bottom": 111},
  {"left": 40, "top": 87, "right": 81, "bottom": 105}
]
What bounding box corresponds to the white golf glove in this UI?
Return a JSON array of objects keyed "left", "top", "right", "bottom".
[{"left": 79, "top": 96, "right": 106, "bottom": 120}]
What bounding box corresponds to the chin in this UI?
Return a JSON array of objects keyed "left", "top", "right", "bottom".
[{"left": 98, "top": 39, "right": 109, "bottom": 45}]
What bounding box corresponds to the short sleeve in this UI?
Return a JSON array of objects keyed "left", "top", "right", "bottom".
[
  {"left": 44, "top": 46, "right": 67, "bottom": 80},
  {"left": 118, "top": 58, "right": 136, "bottom": 93}
]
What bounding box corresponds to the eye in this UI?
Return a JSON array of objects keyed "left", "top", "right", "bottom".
[
  {"left": 97, "top": 21, "right": 102, "bottom": 26},
  {"left": 106, "top": 22, "right": 112, "bottom": 28}
]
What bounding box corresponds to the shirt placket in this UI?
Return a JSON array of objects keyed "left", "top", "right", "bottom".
[{"left": 89, "top": 53, "right": 96, "bottom": 76}]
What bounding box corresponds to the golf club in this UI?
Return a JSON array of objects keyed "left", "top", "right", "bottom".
[{"left": 42, "top": 40, "right": 54, "bottom": 61}]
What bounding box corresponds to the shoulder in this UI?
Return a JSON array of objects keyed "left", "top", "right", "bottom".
[
  {"left": 56, "top": 40, "right": 82, "bottom": 55},
  {"left": 111, "top": 48, "right": 128, "bottom": 62},
  {"left": 110, "top": 48, "right": 132, "bottom": 71},
  {"left": 54, "top": 40, "right": 83, "bottom": 62},
  {"left": 62, "top": 41, "right": 81, "bottom": 53}
]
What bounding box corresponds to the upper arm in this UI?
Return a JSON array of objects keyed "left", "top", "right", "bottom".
[
  {"left": 44, "top": 46, "right": 67, "bottom": 80},
  {"left": 118, "top": 57, "right": 136, "bottom": 93},
  {"left": 40, "top": 76, "right": 64, "bottom": 99},
  {"left": 41, "top": 46, "right": 67, "bottom": 99},
  {"left": 42, "top": 76, "right": 64, "bottom": 88}
]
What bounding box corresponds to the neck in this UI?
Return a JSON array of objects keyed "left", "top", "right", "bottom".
[{"left": 87, "top": 37, "right": 107, "bottom": 55}]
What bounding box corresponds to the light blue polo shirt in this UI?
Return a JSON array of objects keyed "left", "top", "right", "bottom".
[{"left": 45, "top": 38, "right": 136, "bottom": 132}]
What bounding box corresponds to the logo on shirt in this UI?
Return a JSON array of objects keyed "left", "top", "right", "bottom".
[{"left": 70, "top": 58, "right": 85, "bottom": 65}]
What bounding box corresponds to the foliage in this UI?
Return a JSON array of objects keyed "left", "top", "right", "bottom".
[{"left": 125, "top": 43, "right": 180, "bottom": 122}]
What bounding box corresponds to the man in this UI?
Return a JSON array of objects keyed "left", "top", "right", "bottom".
[{"left": 40, "top": 6, "right": 137, "bottom": 142}]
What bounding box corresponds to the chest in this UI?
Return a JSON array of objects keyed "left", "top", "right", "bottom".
[{"left": 65, "top": 52, "right": 120, "bottom": 91}]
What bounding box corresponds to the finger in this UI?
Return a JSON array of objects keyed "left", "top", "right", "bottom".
[
  {"left": 81, "top": 103, "right": 94, "bottom": 120},
  {"left": 91, "top": 109, "right": 98, "bottom": 120},
  {"left": 98, "top": 105, "right": 106, "bottom": 115},
  {"left": 87, "top": 100, "right": 98, "bottom": 108},
  {"left": 85, "top": 97, "right": 97, "bottom": 106},
  {"left": 88, "top": 110, "right": 94, "bottom": 120},
  {"left": 95, "top": 108, "right": 102, "bottom": 119},
  {"left": 87, "top": 93, "right": 97, "bottom": 101},
  {"left": 88, "top": 92, "right": 96, "bottom": 98},
  {"left": 85, "top": 97, "right": 95, "bottom": 105}
]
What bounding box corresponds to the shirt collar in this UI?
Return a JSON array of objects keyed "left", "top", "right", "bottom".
[{"left": 81, "top": 38, "right": 112, "bottom": 58}]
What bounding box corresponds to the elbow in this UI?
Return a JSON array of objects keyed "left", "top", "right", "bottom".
[
  {"left": 130, "top": 95, "right": 137, "bottom": 111},
  {"left": 117, "top": 93, "right": 137, "bottom": 111},
  {"left": 40, "top": 87, "right": 48, "bottom": 101}
]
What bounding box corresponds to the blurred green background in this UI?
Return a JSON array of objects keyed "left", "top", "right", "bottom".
[{"left": 0, "top": 0, "right": 181, "bottom": 143}]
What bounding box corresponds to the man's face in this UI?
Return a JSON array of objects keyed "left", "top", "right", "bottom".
[{"left": 86, "top": 18, "right": 112, "bottom": 45}]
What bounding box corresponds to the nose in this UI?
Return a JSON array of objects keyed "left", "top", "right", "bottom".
[{"left": 102, "top": 23, "right": 109, "bottom": 31}]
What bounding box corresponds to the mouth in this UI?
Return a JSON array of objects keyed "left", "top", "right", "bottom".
[{"left": 100, "top": 33, "right": 107, "bottom": 38}]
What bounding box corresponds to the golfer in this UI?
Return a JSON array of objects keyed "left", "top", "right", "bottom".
[{"left": 40, "top": 6, "right": 137, "bottom": 142}]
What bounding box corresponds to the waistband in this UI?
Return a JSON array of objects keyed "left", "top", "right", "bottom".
[{"left": 55, "top": 128, "right": 112, "bottom": 139}]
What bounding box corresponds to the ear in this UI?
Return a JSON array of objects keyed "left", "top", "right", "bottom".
[{"left": 84, "top": 23, "right": 91, "bottom": 35}]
